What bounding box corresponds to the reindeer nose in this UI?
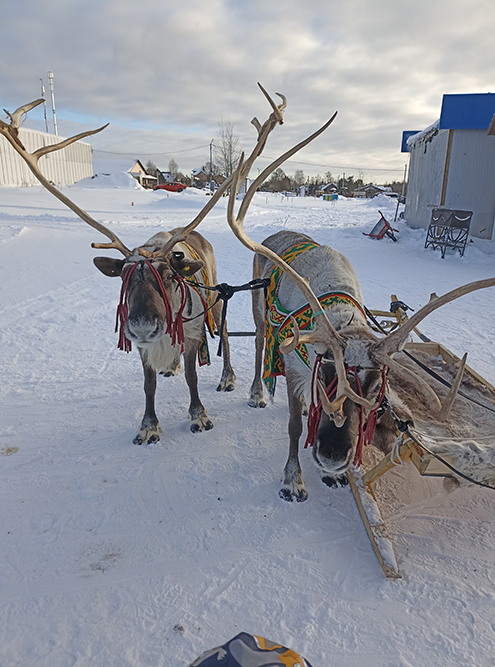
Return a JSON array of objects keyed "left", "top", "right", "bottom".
[{"left": 126, "top": 316, "right": 163, "bottom": 343}]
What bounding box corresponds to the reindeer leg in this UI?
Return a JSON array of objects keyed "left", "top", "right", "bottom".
[
  {"left": 279, "top": 380, "right": 307, "bottom": 502},
  {"left": 212, "top": 299, "right": 236, "bottom": 392},
  {"left": 134, "top": 351, "right": 162, "bottom": 445},
  {"left": 184, "top": 337, "right": 213, "bottom": 432},
  {"left": 248, "top": 256, "right": 267, "bottom": 408}
]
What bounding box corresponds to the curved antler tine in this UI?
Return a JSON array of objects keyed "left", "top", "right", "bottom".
[
  {"left": 1, "top": 100, "right": 131, "bottom": 257},
  {"left": 251, "top": 117, "right": 262, "bottom": 134},
  {"left": 2, "top": 99, "right": 44, "bottom": 129},
  {"left": 374, "top": 278, "right": 495, "bottom": 357},
  {"left": 159, "top": 171, "right": 238, "bottom": 256},
  {"left": 279, "top": 317, "right": 301, "bottom": 354},
  {"left": 318, "top": 380, "right": 347, "bottom": 420},
  {"left": 257, "top": 83, "right": 286, "bottom": 122},
  {"left": 376, "top": 354, "right": 442, "bottom": 411}
]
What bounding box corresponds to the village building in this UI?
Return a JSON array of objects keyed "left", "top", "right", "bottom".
[
  {"left": 0, "top": 127, "right": 93, "bottom": 187},
  {"left": 404, "top": 93, "right": 495, "bottom": 240}
]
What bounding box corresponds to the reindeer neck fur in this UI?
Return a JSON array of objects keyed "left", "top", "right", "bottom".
[{"left": 276, "top": 245, "right": 364, "bottom": 314}]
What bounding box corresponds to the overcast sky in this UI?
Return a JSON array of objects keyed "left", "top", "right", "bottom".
[{"left": 1, "top": 0, "right": 494, "bottom": 183}]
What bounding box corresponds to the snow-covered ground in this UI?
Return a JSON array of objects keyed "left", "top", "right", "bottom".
[{"left": 1, "top": 178, "right": 495, "bottom": 666}]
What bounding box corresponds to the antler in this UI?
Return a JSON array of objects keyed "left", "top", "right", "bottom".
[
  {"left": 225, "top": 95, "right": 379, "bottom": 411},
  {"left": 154, "top": 83, "right": 289, "bottom": 257},
  {"left": 1, "top": 99, "right": 132, "bottom": 257},
  {"left": 372, "top": 279, "right": 495, "bottom": 360}
]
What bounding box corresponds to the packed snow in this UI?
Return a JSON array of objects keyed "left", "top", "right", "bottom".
[{"left": 1, "top": 179, "right": 495, "bottom": 667}]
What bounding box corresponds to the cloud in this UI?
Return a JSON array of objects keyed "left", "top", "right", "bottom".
[{"left": 1, "top": 0, "right": 494, "bottom": 181}]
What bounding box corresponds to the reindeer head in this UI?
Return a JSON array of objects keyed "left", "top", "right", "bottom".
[
  {"left": 93, "top": 237, "right": 204, "bottom": 348},
  {"left": 309, "top": 327, "right": 384, "bottom": 475}
]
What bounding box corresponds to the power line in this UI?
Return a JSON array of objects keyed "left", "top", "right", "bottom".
[
  {"left": 257, "top": 153, "right": 405, "bottom": 174},
  {"left": 93, "top": 144, "right": 210, "bottom": 156},
  {"left": 93, "top": 146, "right": 404, "bottom": 175}
]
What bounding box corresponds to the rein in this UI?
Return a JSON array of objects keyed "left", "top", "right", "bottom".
[
  {"left": 304, "top": 358, "right": 387, "bottom": 468},
  {"left": 116, "top": 259, "right": 187, "bottom": 352},
  {"left": 184, "top": 278, "right": 270, "bottom": 356}
]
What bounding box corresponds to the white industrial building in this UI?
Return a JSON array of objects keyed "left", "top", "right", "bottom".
[
  {"left": 0, "top": 127, "right": 93, "bottom": 187},
  {"left": 404, "top": 93, "right": 495, "bottom": 241}
]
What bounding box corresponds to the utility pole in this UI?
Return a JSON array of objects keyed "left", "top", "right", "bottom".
[
  {"left": 40, "top": 79, "right": 49, "bottom": 133},
  {"left": 48, "top": 71, "right": 58, "bottom": 136},
  {"left": 209, "top": 139, "right": 214, "bottom": 192},
  {"left": 394, "top": 163, "right": 408, "bottom": 222}
]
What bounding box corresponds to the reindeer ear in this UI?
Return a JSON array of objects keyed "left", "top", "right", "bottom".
[
  {"left": 170, "top": 255, "right": 204, "bottom": 277},
  {"left": 93, "top": 256, "right": 125, "bottom": 277}
]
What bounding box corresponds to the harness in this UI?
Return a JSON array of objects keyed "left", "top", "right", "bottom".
[
  {"left": 305, "top": 357, "right": 387, "bottom": 466},
  {"left": 263, "top": 241, "right": 365, "bottom": 394},
  {"left": 116, "top": 259, "right": 188, "bottom": 353}
]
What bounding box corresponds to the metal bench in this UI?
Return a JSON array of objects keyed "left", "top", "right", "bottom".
[{"left": 424, "top": 208, "right": 472, "bottom": 258}]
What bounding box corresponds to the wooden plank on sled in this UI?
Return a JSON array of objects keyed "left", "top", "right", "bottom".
[
  {"left": 347, "top": 467, "right": 402, "bottom": 580},
  {"left": 404, "top": 341, "right": 495, "bottom": 394},
  {"left": 361, "top": 434, "right": 460, "bottom": 482}
]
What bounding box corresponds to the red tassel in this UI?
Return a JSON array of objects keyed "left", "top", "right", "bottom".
[{"left": 115, "top": 260, "right": 189, "bottom": 353}]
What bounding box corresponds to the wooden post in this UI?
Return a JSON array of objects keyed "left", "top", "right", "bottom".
[{"left": 440, "top": 129, "right": 454, "bottom": 207}]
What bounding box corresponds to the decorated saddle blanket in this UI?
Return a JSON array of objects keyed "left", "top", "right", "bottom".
[
  {"left": 182, "top": 242, "right": 216, "bottom": 366},
  {"left": 263, "top": 241, "right": 365, "bottom": 394},
  {"left": 189, "top": 632, "right": 313, "bottom": 667}
]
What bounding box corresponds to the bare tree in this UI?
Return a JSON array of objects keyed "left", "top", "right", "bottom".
[
  {"left": 168, "top": 158, "right": 179, "bottom": 179},
  {"left": 146, "top": 160, "right": 157, "bottom": 177},
  {"left": 266, "top": 167, "right": 291, "bottom": 192},
  {"left": 214, "top": 120, "right": 241, "bottom": 177},
  {"left": 293, "top": 169, "right": 305, "bottom": 188}
]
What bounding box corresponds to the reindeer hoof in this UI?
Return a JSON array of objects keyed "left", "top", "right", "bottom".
[
  {"left": 279, "top": 486, "right": 308, "bottom": 502},
  {"left": 216, "top": 373, "right": 236, "bottom": 392},
  {"left": 322, "top": 474, "right": 348, "bottom": 489},
  {"left": 134, "top": 422, "right": 162, "bottom": 445},
  {"left": 190, "top": 417, "right": 214, "bottom": 433},
  {"left": 133, "top": 432, "right": 161, "bottom": 446},
  {"left": 216, "top": 380, "right": 235, "bottom": 392},
  {"left": 248, "top": 397, "right": 266, "bottom": 408}
]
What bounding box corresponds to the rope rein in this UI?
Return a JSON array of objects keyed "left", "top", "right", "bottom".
[{"left": 183, "top": 278, "right": 270, "bottom": 356}]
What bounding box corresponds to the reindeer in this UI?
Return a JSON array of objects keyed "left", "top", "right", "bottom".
[
  {"left": 0, "top": 88, "right": 291, "bottom": 444},
  {"left": 0, "top": 102, "right": 239, "bottom": 443},
  {"left": 223, "top": 99, "right": 495, "bottom": 501}
]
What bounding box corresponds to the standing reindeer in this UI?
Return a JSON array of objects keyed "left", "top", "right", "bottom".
[
  {"left": 0, "top": 88, "right": 291, "bottom": 444},
  {"left": 223, "top": 99, "right": 495, "bottom": 501}
]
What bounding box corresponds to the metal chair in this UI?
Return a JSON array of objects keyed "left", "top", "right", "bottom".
[{"left": 424, "top": 208, "right": 472, "bottom": 258}]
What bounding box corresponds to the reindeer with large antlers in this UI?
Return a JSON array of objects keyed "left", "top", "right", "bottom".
[
  {"left": 225, "top": 93, "right": 495, "bottom": 502},
  {"left": 1, "top": 98, "right": 249, "bottom": 443}
]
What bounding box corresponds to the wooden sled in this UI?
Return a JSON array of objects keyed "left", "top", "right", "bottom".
[{"left": 348, "top": 297, "right": 495, "bottom": 580}]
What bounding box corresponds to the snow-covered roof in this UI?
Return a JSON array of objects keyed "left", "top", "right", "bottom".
[{"left": 407, "top": 120, "right": 440, "bottom": 150}]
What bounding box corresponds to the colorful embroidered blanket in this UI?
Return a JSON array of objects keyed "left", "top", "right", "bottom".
[
  {"left": 182, "top": 242, "right": 216, "bottom": 366},
  {"left": 263, "top": 242, "right": 365, "bottom": 394}
]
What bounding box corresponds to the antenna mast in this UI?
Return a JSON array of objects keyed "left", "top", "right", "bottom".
[
  {"left": 48, "top": 71, "right": 58, "bottom": 136},
  {"left": 40, "top": 78, "right": 49, "bottom": 133}
]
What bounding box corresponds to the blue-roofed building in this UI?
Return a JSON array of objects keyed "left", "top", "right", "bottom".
[{"left": 404, "top": 93, "right": 495, "bottom": 241}]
